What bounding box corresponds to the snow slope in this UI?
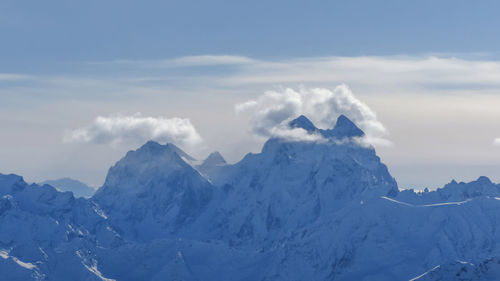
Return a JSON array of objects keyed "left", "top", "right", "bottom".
[
  {"left": 411, "top": 257, "right": 500, "bottom": 281},
  {"left": 0, "top": 174, "right": 120, "bottom": 280}
]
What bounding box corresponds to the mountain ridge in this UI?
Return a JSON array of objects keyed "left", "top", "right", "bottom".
[
  {"left": 1, "top": 114, "right": 500, "bottom": 280},
  {"left": 288, "top": 114, "right": 365, "bottom": 139},
  {"left": 40, "top": 178, "right": 95, "bottom": 198}
]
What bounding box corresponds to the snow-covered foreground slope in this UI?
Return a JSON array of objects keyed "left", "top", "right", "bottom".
[
  {"left": 410, "top": 257, "right": 500, "bottom": 281},
  {"left": 2, "top": 115, "right": 500, "bottom": 280},
  {"left": 0, "top": 174, "right": 120, "bottom": 280}
]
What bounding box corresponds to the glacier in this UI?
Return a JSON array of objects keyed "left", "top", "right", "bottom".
[{"left": 1, "top": 115, "right": 500, "bottom": 280}]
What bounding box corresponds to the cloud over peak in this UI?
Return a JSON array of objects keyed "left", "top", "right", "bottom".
[
  {"left": 64, "top": 113, "right": 202, "bottom": 148},
  {"left": 236, "top": 85, "right": 390, "bottom": 145}
]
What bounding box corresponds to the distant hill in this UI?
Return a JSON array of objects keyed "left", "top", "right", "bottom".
[{"left": 40, "top": 177, "right": 95, "bottom": 198}]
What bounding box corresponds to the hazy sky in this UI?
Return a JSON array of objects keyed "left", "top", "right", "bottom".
[{"left": 1, "top": 1, "right": 500, "bottom": 189}]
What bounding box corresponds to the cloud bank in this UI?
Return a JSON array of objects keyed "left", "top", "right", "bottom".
[
  {"left": 236, "top": 85, "right": 390, "bottom": 145},
  {"left": 64, "top": 113, "right": 202, "bottom": 148},
  {"left": 215, "top": 56, "right": 500, "bottom": 91},
  {"left": 6, "top": 54, "right": 500, "bottom": 188}
]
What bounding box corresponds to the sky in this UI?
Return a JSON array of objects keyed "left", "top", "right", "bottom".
[{"left": 1, "top": 0, "right": 500, "bottom": 189}]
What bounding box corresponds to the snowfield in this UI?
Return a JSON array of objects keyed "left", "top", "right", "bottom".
[{"left": 1, "top": 115, "right": 500, "bottom": 280}]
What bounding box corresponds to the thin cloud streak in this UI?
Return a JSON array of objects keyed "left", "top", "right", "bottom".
[
  {"left": 168, "top": 55, "right": 257, "bottom": 66},
  {"left": 83, "top": 55, "right": 500, "bottom": 88},
  {"left": 215, "top": 56, "right": 500, "bottom": 89},
  {"left": 0, "top": 73, "right": 32, "bottom": 81},
  {"left": 83, "top": 55, "right": 256, "bottom": 68},
  {"left": 7, "top": 55, "right": 500, "bottom": 99}
]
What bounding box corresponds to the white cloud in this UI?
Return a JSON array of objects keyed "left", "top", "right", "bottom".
[
  {"left": 236, "top": 88, "right": 303, "bottom": 137},
  {"left": 0, "top": 73, "right": 32, "bottom": 81},
  {"left": 85, "top": 55, "right": 256, "bottom": 68},
  {"left": 269, "top": 126, "right": 326, "bottom": 143},
  {"left": 236, "top": 85, "right": 390, "bottom": 145},
  {"left": 168, "top": 55, "right": 256, "bottom": 67},
  {"left": 494, "top": 138, "right": 500, "bottom": 145},
  {"left": 64, "top": 113, "right": 202, "bottom": 148},
  {"left": 80, "top": 55, "right": 500, "bottom": 91},
  {"left": 206, "top": 56, "right": 500, "bottom": 93}
]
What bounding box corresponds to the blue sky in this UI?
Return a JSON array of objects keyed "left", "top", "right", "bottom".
[
  {"left": 2, "top": 0, "right": 500, "bottom": 72},
  {"left": 1, "top": 1, "right": 500, "bottom": 189}
]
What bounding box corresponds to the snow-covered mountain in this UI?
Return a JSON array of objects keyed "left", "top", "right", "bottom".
[
  {"left": 0, "top": 174, "right": 120, "bottom": 280},
  {"left": 40, "top": 178, "right": 95, "bottom": 198},
  {"left": 195, "top": 151, "right": 227, "bottom": 182},
  {"left": 2, "top": 115, "right": 500, "bottom": 280},
  {"left": 93, "top": 141, "right": 213, "bottom": 241}
]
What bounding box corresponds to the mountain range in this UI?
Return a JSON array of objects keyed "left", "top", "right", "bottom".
[{"left": 1, "top": 115, "right": 500, "bottom": 280}]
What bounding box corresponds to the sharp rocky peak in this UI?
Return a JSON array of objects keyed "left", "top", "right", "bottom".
[
  {"left": 93, "top": 140, "right": 213, "bottom": 241},
  {"left": 288, "top": 115, "right": 318, "bottom": 133},
  {"left": 332, "top": 114, "right": 365, "bottom": 138},
  {"left": 288, "top": 114, "right": 365, "bottom": 139},
  {"left": 139, "top": 140, "right": 196, "bottom": 162},
  {"left": 476, "top": 176, "right": 493, "bottom": 185},
  {"left": 202, "top": 151, "right": 226, "bottom": 166},
  {"left": 96, "top": 141, "right": 201, "bottom": 196}
]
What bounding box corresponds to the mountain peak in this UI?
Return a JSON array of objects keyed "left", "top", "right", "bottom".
[
  {"left": 142, "top": 139, "right": 162, "bottom": 148},
  {"left": 98, "top": 141, "right": 198, "bottom": 194},
  {"left": 476, "top": 176, "right": 492, "bottom": 185},
  {"left": 0, "top": 173, "right": 24, "bottom": 187},
  {"left": 138, "top": 141, "right": 196, "bottom": 162},
  {"left": 288, "top": 114, "right": 365, "bottom": 139},
  {"left": 288, "top": 115, "right": 317, "bottom": 133},
  {"left": 332, "top": 114, "right": 365, "bottom": 138},
  {"left": 196, "top": 151, "right": 227, "bottom": 182},
  {"left": 203, "top": 151, "right": 226, "bottom": 166}
]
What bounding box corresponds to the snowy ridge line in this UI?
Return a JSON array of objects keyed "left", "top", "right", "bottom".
[
  {"left": 0, "top": 249, "right": 9, "bottom": 259},
  {"left": 76, "top": 250, "right": 115, "bottom": 281},
  {"left": 0, "top": 248, "right": 38, "bottom": 271},
  {"left": 12, "top": 257, "right": 37, "bottom": 270},
  {"left": 81, "top": 263, "right": 115, "bottom": 281},
  {"left": 422, "top": 199, "right": 472, "bottom": 207},
  {"left": 380, "top": 196, "right": 414, "bottom": 207},
  {"left": 408, "top": 265, "right": 441, "bottom": 281},
  {"left": 381, "top": 196, "right": 474, "bottom": 207}
]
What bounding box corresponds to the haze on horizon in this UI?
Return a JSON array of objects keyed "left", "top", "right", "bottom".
[{"left": 1, "top": 0, "right": 500, "bottom": 190}]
